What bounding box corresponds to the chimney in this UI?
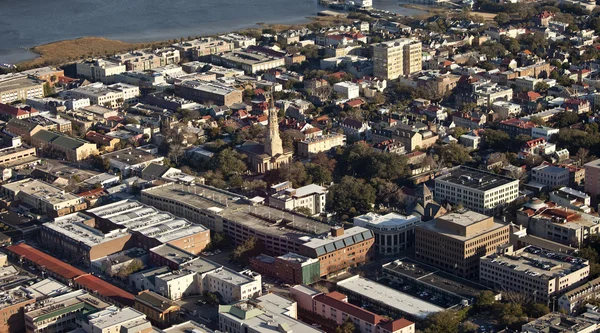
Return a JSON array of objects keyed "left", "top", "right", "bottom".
[{"left": 331, "top": 226, "right": 344, "bottom": 237}]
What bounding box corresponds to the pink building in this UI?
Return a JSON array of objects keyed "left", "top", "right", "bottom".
[{"left": 291, "top": 286, "right": 414, "bottom": 333}]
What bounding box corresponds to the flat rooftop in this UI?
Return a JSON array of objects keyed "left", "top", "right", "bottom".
[
  {"left": 176, "top": 80, "right": 237, "bottom": 95},
  {"left": 163, "top": 321, "right": 214, "bottom": 333},
  {"left": 337, "top": 276, "right": 444, "bottom": 320},
  {"left": 481, "top": 247, "right": 589, "bottom": 279},
  {"left": 45, "top": 212, "right": 129, "bottom": 247},
  {"left": 382, "top": 258, "right": 490, "bottom": 300},
  {"left": 0, "top": 75, "right": 43, "bottom": 92},
  {"left": 418, "top": 216, "right": 507, "bottom": 242},
  {"left": 3, "top": 178, "right": 82, "bottom": 206},
  {"left": 102, "top": 147, "right": 162, "bottom": 165},
  {"left": 150, "top": 244, "right": 196, "bottom": 264},
  {"left": 25, "top": 289, "right": 109, "bottom": 320},
  {"left": 86, "top": 199, "right": 208, "bottom": 241},
  {"left": 354, "top": 212, "right": 420, "bottom": 228},
  {"left": 142, "top": 184, "right": 331, "bottom": 239},
  {"left": 88, "top": 307, "right": 147, "bottom": 329},
  {"left": 436, "top": 166, "right": 517, "bottom": 192}
]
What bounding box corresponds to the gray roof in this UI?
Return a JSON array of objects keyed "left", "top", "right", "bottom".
[
  {"left": 142, "top": 163, "right": 170, "bottom": 179},
  {"left": 31, "top": 130, "right": 60, "bottom": 143}
]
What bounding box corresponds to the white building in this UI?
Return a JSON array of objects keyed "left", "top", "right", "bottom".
[
  {"left": 107, "top": 83, "right": 141, "bottom": 104},
  {"left": 76, "top": 59, "right": 126, "bottom": 84},
  {"left": 550, "top": 187, "right": 592, "bottom": 213},
  {"left": 531, "top": 126, "right": 560, "bottom": 141},
  {"left": 353, "top": 212, "right": 421, "bottom": 255},
  {"left": 459, "top": 133, "right": 481, "bottom": 149},
  {"left": 269, "top": 184, "right": 327, "bottom": 215},
  {"left": 434, "top": 166, "right": 519, "bottom": 214},
  {"left": 67, "top": 82, "right": 137, "bottom": 109},
  {"left": 333, "top": 81, "right": 360, "bottom": 99}
]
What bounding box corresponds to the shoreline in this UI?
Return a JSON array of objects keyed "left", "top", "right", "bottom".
[{"left": 14, "top": 14, "right": 355, "bottom": 70}]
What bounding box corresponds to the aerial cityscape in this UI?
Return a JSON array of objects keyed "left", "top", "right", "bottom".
[{"left": 2, "top": 0, "right": 600, "bottom": 332}]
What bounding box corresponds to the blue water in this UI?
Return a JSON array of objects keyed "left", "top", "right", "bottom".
[{"left": 0, "top": 0, "right": 423, "bottom": 64}]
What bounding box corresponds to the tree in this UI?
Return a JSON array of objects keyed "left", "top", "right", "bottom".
[
  {"left": 526, "top": 303, "right": 550, "bottom": 318},
  {"left": 494, "top": 12, "right": 511, "bottom": 25},
  {"left": 327, "top": 176, "right": 376, "bottom": 217},
  {"left": 513, "top": 134, "right": 533, "bottom": 148},
  {"left": 529, "top": 116, "right": 545, "bottom": 126},
  {"left": 336, "top": 319, "right": 358, "bottom": 333},
  {"left": 294, "top": 206, "right": 313, "bottom": 216},
  {"left": 212, "top": 148, "right": 247, "bottom": 178},
  {"left": 422, "top": 309, "right": 467, "bottom": 333},
  {"left": 436, "top": 143, "right": 472, "bottom": 166},
  {"left": 475, "top": 290, "right": 497, "bottom": 311},
  {"left": 482, "top": 129, "right": 511, "bottom": 150},
  {"left": 575, "top": 148, "right": 590, "bottom": 166},
  {"left": 534, "top": 81, "right": 550, "bottom": 93},
  {"left": 230, "top": 237, "right": 264, "bottom": 264}
]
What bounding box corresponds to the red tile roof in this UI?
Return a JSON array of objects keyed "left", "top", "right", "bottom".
[
  {"left": 315, "top": 292, "right": 414, "bottom": 331},
  {"left": 0, "top": 103, "right": 37, "bottom": 117},
  {"left": 75, "top": 274, "right": 135, "bottom": 306},
  {"left": 380, "top": 318, "right": 414, "bottom": 332},
  {"left": 78, "top": 188, "right": 107, "bottom": 198},
  {"left": 6, "top": 243, "right": 86, "bottom": 280}
]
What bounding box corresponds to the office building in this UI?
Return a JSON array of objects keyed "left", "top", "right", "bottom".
[
  {"left": 291, "top": 288, "right": 415, "bottom": 333},
  {"left": 333, "top": 82, "right": 360, "bottom": 99},
  {"left": 372, "top": 39, "right": 422, "bottom": 80},
  {"left": 298, "top": 133, "right": 346, "bottom": 157},
  {"left": 0, "top": 286, "right": 36, "bottom": 333},
  {"left": 86, "top": 200, "right": 211, "bottom": 255},
  {"left": 585, "top": 159, "right": 600, "bottom": 202},
  {"left": 172, "top": 37, "right": 235, "bottom": 59},
  {"left": 269, "top": 184, "right": 327, "bottom": 216},
  {"left": 517, "top": 199, "right": 600, "bottom": 247},
  {"left": 0, "top": 74, "right": 45, "bottom": 104},
  {"left": 298, "top": 226, "right": 375, "bottom": 277},
  {"left": 76, "top": 59, "right": 127, "bottom": 84},
  {"left": 218, "top": 294, "right": 322, "bottom": 333},
  {"left": 111, "top": 48, "right": 180, "bottom": 71},
  {"left": 415, "top": 210, "right": 510, "bottom": 279},
  {"left": 1, "top": 179, "right": 87, "bottom": 217},
  {"left": 67, "top": 82, "right": 139, "bottom": 108},
  {"left": 250, "top": 253, "right": 321, "bottom": 285},
  {"left": 354, "top": 212, "right": 421, "bottom": 255},
  {"left": 480, "top": 245, "right": 589, "bottom": 305},
  {"left": 78, "top": 307, "right": 152, "bottom": 333},
  {"left": 102, "top": 147, "right": 164, "bottom": 176},
  {"left": 550, "top": 187, "right": 592, "bottom": 213},
  {"left": 531, "top": 164, "right": 570, "bottom": 188},
  {"left": 211, "top": 49, "right": 285, "bottom": 74},
  {"left": 174, "top": 80, "right": 242, "bottom": 106},
  {"left": 434, "top": 166, "right": 520, "bottom": 214},
  {"left": 141, "top": 183, "right": 333, "bottom": 256},
  {"left": 162, "top": 321, "right": 215, "bottom": 333}
]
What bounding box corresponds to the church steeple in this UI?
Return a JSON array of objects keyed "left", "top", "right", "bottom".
[{"left": 264, "top": 87, "right": 283, "bottom": 156}]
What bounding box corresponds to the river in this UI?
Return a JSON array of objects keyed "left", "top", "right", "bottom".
[{"left": 0, "top": 0, "right": 424, "bottom": 64}]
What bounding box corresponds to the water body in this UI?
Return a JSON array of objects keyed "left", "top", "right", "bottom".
[{"left": 0, "top": 0, "right": 423, "bottom": 64}]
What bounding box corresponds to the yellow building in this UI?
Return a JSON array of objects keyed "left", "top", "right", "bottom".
[{"left": 134, "top": 290, "right": 180, "bottom": 328}]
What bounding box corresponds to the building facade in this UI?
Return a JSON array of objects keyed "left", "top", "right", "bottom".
[{"left": 353, "top": 212, "right": 421, "bottom": 255}]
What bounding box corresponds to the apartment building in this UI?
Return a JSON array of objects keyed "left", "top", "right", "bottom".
[
  {"left": 372, "top": 123, "right": 438, "bottom": 152},
  {"left": 333, "top": 81, "right": 360, "bottom": 99},
  {"left": 298, "top": 226, "right": 375, "bottom": 277},
  {"left": 415, "top": 210, "right": 510, "bottom": 279},
  {"left": 1, "top": 178, "right": 87, "bottom": 217},
  {"left": 102, "top": 147, "right": 164, "bottom": 177},
  {"left": 141, "top": 183, "right": 332, "bottom": 256},
  {"left": 292, "top": 288, "right": 415, "bottom": 333},
  {"left": 473, "top": 82, "right": 513, "bottom": 107},
  {"left": 269, "top": 184, "right": 327, "bottom": 215},
  {"left": 0, "top": 286, "right": 36, "bottom": 333},
  {"left": 112, "top": 48, "right": 181, "bottom": 71},
  {"left": 480, "top": 245, "right": 589, "bottom": 304},
  {"left": 30, "top": 129, "right": 99, "bottom": 161},
  {"left": 174, "top": 80, "right": 242, "bottom": 106},
  {"left": 532, "top": 126, "right": 560, "bottom": 141},
  {"left": 67, "top": 82, "right": 139, "bottom": 108},
  {"left": 0, "top": 74, "right": 45, "bottom": 104},
  {"left": 24, "top": 290, "right": 111, "bottom": 333},
  {"left": 354, "top": 212, "right": 421, "bottom": 255},
  {"left": 76, "top": 59, "right": 127, "bottom": 84},
  {"left": 172, "top": 38, "right": 235, "bottom": 58},
  {"left": 372, "top": 39, "right": 422, "bottom": 80},
  {"left": 434, "top": 166, "right": 519, "bottom": 214},
  {"left": 559, "top": 276, "right": 600, "bottom": 313},
  {"left": 298, "top": 133, "right": 346, "bottom": 157}
]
